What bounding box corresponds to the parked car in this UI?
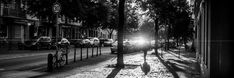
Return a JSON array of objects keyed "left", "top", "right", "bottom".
[
  {"left": 110, "top": 40, "right": 134, "bottom": 54},
  {"left": 88, "top": 37, "right": 100, "bottom": 46},
  {"left": 73, "top": 39, "right": 83, "bottom": 47},
  {"left": 18, "top": 36, "right": 53, "bottom": 50},
  {"left": 74, "top": 38, "right": 91, "bottom": 47},
  {"left": 100, "top": 38, "right": 114, "bottom": 47},
  {"left": 57, "top": 38, "right": 70, "bottom": 49}
]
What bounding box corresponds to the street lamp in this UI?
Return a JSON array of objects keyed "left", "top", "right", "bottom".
[{"left": 52, "top": 2, "right": 61, "bottom": 43}]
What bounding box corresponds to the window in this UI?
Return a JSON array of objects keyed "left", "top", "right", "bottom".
[{"left": 0, "top": 25, "right": 7, "bottom": 37}]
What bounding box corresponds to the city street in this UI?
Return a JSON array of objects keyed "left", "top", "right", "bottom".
[
  {"left": 2, "top": 0, "right": 229, "bottom": 77},
  {"left": 0, "top": 47, "right": 111, "bottom": 73},
  {"left": 0, "top": 47, "right": 200, "bottom": 78}
]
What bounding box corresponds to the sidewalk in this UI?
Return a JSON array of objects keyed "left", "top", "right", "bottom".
[
  {"left": 158, "top": 47, "right": 201, "bottom": 78},
  {"left": 66, "top": 50, "right": 174, "bottom": 78},
  {"left": 0, "top": 48, "right": 200, "bottom": 78},
  {"left": 65, "top": 48, "right": 200, "bottom": 78}
]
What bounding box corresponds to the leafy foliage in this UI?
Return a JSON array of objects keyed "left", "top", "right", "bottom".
[{"left": 25, "top": 0, "right": 109, "bottom": 29}]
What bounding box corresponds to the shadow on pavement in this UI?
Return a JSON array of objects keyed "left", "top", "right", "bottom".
[
  {"left": 106, "top": 67, "right": 121, "bottom": 78},
  {"left": 155, "top": 54, "right": 180, "bottom": 78},
  {"left": 167, "top": 59, "right": 192, "bottom": 65},
  {"left": 169, "top": 48, "right": 196, "bottom": 58},
  {"left": 105, "top": 63, "right": 141, "bottom": 78}
]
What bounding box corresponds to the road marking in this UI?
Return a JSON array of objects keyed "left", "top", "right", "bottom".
[{"left": 0, "top": 53, "right": 48, "bottom": 60}]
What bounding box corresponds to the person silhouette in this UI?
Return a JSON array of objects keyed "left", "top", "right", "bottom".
[
  {"left": 143, "top": 49, "right": 147, "bottom": 62},
  {"left": 142, "top": 40, "right": 150, "bottom": 62},
  {"left": 141, "top": 61, "right": 150, "bottom": 75}
]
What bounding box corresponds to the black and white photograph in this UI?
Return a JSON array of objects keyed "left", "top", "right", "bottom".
[{"left": 0, "top": 0, "right": 232, "bottom": 78}]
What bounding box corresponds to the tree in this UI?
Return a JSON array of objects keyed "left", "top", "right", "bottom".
[
  {"left": 125, "top": 0, "right": 139, "bottom": 32},
  {"left": 137, "top": 0, "right": 192, "bottom": 51},
  {"left": 137, "top": 0, "right": 174, "bottom": 55},
  {"left": 171, "top": 0, "right": 192, "bottom": 47},
  {"left": 117, "top": 0, "right": 125, "bottom": 68},
  {"left": 81, "top": 0, "right": 109, "bottom": 29},
  {"left": 102, "top": 0, "right": 139, "bottom": 39},
  {"left": 25, "top": 0, "right": 109, "bottom": 28},
  {"left": 101, "top": 0, "right": 119, "bottom": 39},
  {"left": 138, "top": 17, "right": 155, "bottom": 40}
]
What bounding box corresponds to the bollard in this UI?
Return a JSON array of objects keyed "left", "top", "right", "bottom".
[
  {"left": 47, "top": 53, "right": 53, "bottom": 72},
  {"left": 96, "top": 46, "right": 98, "bottom": 56},
  {"left": 86, "top": 47, "right": 89, "bottom": 59},
  {"left": 66, "top": 48, "right": 68, "bottom": 65},
  {"left": 92, "top": 45, "right": 94, "bottom": 57},
  {"left": 74, "top": 47, "right": 76, "bottom": 62},
  {"left": 99, "top": 45, "right": 101, "bottom": 55},
  {"left": 80, "top": 46, "right": 83, "bottom": 61},
  {"left": 179, "top": 47, "right": 180, "bottom": 58}
]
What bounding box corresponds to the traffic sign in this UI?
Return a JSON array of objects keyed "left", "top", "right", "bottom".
[{"left": 52, "top": 2, "right": 61, "bottom": 14}]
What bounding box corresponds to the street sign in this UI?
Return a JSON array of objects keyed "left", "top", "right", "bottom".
[{"left": 52, "top": 2, "right": 61, "bottom": 14}]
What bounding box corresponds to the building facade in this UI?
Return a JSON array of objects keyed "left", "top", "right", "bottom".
[
  {"left": 193, "top": 0, "right": 232, "bottom": 77},
  {"left": 0, "top": 0, "right": 38, "bottom": 50},
  {"left": 193, "top": 0, "right": 210, "bottom": 77},
  {"left": 0, "top": 0, "right": 112, "bottom": 50}
]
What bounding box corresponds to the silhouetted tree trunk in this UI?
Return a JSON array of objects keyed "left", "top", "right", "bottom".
[
  {"left": 107, "top": 29, "right": 114, "bottom": 39},
  {"left": 154, "top": 19, "right": 159, "bottom": 56},
  {"left": 166, "top": 22, "right": 170, "bottom": 51},
  {"left": 176, "top": 38, "right": 179, "bottom": 47},
  {"left": 117, "top": 0, "right": 125, "bottom": 68}
]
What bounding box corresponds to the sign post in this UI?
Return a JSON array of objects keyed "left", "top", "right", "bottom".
[{"left": 52, "top": 2, "right": 61, "bottom": 43}]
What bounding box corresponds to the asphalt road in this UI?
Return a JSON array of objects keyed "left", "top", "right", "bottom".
[{"left": 0, "top": 47, "right": 111, "bottom": 72}]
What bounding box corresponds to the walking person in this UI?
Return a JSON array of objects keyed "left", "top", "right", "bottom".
[{"left": 142, "top": 38, "right": 150, "bottom": 63}]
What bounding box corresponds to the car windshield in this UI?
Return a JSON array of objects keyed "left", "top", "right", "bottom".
[{"left": 60, "top": 38, "right": 69, "bottom": 43}]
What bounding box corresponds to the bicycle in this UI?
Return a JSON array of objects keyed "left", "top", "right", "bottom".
[{"left": 52, "top": 43, "right": 69, "bottom": 68}]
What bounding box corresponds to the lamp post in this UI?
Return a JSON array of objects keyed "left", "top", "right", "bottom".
[{"left": 52, "top": 2, "right": 61, "bottom": 43}]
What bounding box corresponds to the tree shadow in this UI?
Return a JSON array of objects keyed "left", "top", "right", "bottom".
[
  {"left": 169, "top": 48, "right": 196, "bottom": 58},
  {"left": 167, "top": 59, "right": 192, "bottom": 65},
  {"left": 106, "top": 67, "right": 121, "bottom": 78},
  {"left": 105, "top": 63, "right": 140, "bottom": 78},
  {"left": 140, "top": 62, "right": 151, "bottom": 75},
  {"left": 155, "top": 54, "right": 180, "bottom": 78},
  {"left": 167, "top": 61, "right": 185, "bottom": 72}
]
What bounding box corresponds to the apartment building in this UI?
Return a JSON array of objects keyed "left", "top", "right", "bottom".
[{"left": 193, "top": 0, "right": 232, "bottom": 77}]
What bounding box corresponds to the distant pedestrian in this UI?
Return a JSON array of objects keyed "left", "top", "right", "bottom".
[
  {"left": 143, "top": 40, "right": 150, "bottom": 62},
  {"left": 143, "top": 49, "right": 147, "bottom": 62}
]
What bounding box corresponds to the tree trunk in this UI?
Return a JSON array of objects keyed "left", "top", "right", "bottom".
[
  {"left": 108, "top": 29, "right": 113, "bottom": 39},
  {"left": 166, "top": 23, "right": 170, "bottom": 51},
  {"left": 166, "top": 34, "right": 169, "bottom": 50},
  {"left": 154, "top": 18, "right": 159, "bottom": 56},
  {"left": 117, "top": 0, "right": 125, "bottom": 68},
  {"left": 176, "top": 38, "right": 179, "bottom": 47}
]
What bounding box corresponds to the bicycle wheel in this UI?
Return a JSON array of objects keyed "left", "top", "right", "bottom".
[
  {"left": 52, "top": 56, "right": 58, "bottom": 69},
  {"left": 59, "top": 54, "right": 66, "bottom": 67}
]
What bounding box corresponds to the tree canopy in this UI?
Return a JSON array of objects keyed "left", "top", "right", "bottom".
[
  {"left": 25, "top": 0, "right": 109, "bottom": 28},
  {"left": 138, "top": 0, "right": 192, "bottom": 39}
]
